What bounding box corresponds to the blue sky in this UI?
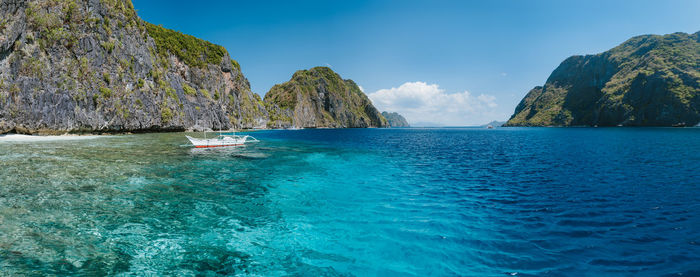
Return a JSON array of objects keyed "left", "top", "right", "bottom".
[{"left": 133, "top": 0, "right": 700, "bottom": 125}]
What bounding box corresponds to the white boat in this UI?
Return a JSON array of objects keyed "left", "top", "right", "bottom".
[{"left": 186, "top": 133, "right": 258, "bottom": 148}]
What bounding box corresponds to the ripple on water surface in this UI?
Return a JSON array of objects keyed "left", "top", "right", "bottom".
[{"left": 0, "top": 128, "right": 699, "bottom": 276}]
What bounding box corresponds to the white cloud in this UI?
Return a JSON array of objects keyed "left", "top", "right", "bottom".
[
  {"left": 368, "top": 82, "right": 499, "bottom": 126},
  {"left": 358, "top": 85, "right": 365, "bottom": 92}
]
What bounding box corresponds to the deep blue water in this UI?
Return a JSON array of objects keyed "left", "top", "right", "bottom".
[{"left": 0, "top": 128, "right": 699, "bottom": 276}]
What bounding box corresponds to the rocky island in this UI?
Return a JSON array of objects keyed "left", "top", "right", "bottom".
[
  {"left": 264, "top": 67, "right": 387, "bottom": 129},
  {"left": 0, "top": 0, "right": 268, "bottom": 134},
  {"left": 381, "top": 111, "right": 409, "bottom": 127},
  {"left": 505, "top": 31, "right": 699, "bottom": 127},
  {"left": 0, "top": 0, "right": 392, "bottom": 134}
]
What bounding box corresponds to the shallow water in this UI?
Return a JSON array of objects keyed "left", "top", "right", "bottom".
[{"left": 0, "top": 128, "right": 698, "bottom": 276}]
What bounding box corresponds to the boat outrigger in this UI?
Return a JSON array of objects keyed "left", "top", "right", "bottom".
[{"left": 186, "top": 131, "right": 258, "bottom": 148}]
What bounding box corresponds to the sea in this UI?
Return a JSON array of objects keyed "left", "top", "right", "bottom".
[{"left": 0, "top": 128, "right": 698, "bottom": 276}]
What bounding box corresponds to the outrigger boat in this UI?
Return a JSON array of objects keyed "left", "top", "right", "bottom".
[{"left": 186, "top": 131, "right": 258, "bottom": 148}]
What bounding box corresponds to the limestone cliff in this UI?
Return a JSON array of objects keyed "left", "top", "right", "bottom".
[
  {"left": 381, "top": 111, "right": 409, "bottom": 127},
  {"left": 0, "top": 0, "right": 266, "bottom": 134},
  {"left": 505, "top": 31, "right": 700, "bottom": 127},
  {"left": 264, "top": 67, "right": 388, "bottom": 128}
]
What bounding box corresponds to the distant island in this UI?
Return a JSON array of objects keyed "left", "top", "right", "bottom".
[
  {"left": 505, "top": 31, "right": 699, "bottom": 127},
  {"left": 264, "top": 67, "right": 387, "bottom": 129},
  {"left": 0, "top": 1, "right": 401, "bottom": 134},
  {"left": 381, "top": 112, "right": 409, "bottom": 127},
  {"left": 481, "top": 121, "right": 505, "bottom": 128}
]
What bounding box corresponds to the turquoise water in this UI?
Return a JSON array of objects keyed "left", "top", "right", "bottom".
[{"left": 0, "top": 128, "right": 699, "bottom": 276}]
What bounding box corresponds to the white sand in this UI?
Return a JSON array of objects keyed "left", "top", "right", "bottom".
[{"left": 0, "top": 134, "right": 104, "bottom": 142}]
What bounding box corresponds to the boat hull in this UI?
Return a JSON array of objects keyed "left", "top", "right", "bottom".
[
  {"left": 186, "top": 135, "right": 254, "bottom": 148},
  {"left": 194, "top": 144, "right": 244, "bottom": 148}
]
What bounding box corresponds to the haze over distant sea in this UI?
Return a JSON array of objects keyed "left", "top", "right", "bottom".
[{"left": 0, "top": 128, "right": 698, "bottom": 276}]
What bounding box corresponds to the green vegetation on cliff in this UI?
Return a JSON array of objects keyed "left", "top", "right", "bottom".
[
  {"left": 145, "top": 22, "right": 228, "bottom": 68},
  {"left": 0, "top": 0, "right": 266, "bottom": 134},
  {"left": 0, "top": 0, "right": 421, "bottom": 133},
  {"left": 506, "top": 31, "right": 700, "bottom": 127},
  {"left": 264, "top": 67, "right": 388, "bottom": 128}
]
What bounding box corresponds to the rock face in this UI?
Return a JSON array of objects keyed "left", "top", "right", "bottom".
[
  {"left": 505, "top": 31, "right": 700, "bottom": 127},
  {"left": 381, "top": 111, "right": 409, "bottom": 127},
  {"left": 0, "top": 0, "right": 266, "bottom": 134},
  {"left": 264, "top": 67, "right": 388, "bottom": 128}
]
